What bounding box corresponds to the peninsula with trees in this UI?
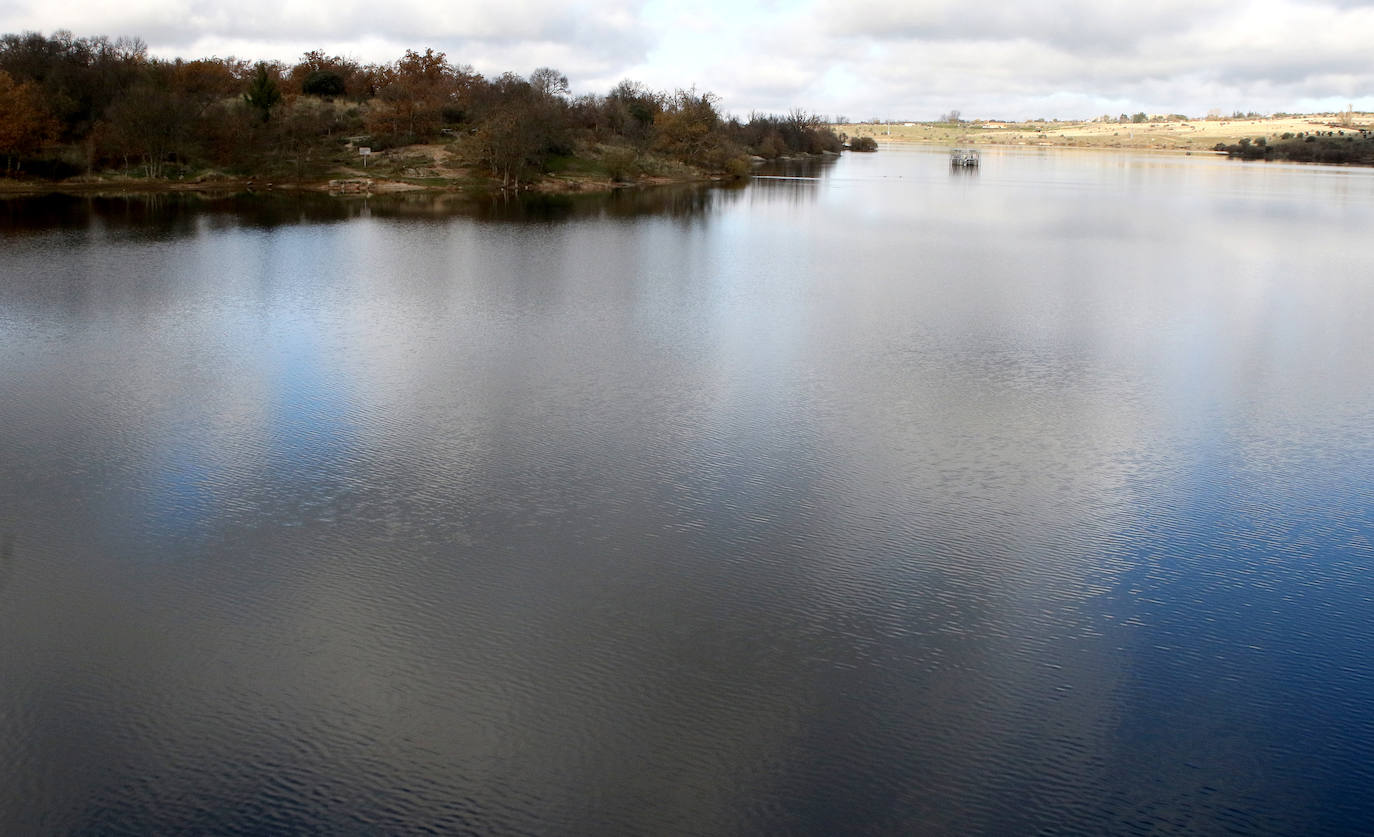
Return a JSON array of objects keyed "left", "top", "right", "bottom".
[{"left": 0, "top": 30, "right": 849, "bottom": 194}]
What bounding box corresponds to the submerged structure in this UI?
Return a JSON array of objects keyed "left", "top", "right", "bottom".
[{"left": 950, "top": 148, "right": 981, "bottom": 167}]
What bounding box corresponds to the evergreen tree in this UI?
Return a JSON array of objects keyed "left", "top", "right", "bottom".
[{"left": 244, "top": 62, "right": 281, "bottom": 122}]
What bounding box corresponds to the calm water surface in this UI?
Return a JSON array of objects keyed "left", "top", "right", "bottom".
[{"left": 3, "top": 147, "right": 1374, "bottom": 834}]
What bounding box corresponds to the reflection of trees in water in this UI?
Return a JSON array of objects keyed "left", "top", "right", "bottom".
[
  {"left": 0, "top": 182, "right": 753, "bottom": 236},
  {"left": 746, "top": 155, "right": 839, "bottom": 206},
  {"left": 0, "top": 527, "right": 13, "bottom": 598},
  {"left": 0, "top": 191, "right": 346, "bottom": 237},
  {"left": 471, "top": 182, "right": 744, "bottom": 223},
  {"left": 753, "top": 155, "right": 840, "bottom": 180}
]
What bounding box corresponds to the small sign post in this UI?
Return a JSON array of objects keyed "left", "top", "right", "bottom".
[{"left": 359, "top": 147, "right": 371, "bottom": 168}]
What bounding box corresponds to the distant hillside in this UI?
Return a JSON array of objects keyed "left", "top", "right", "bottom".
[{"left": 832, "top": 114, "right": 1373, "bottom": 156}]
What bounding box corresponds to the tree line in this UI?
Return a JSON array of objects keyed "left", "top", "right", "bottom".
[
  {"left": 1215, "top": 130, "right": 1374, "bottom": 165},
  {"left": 0, "top": 30, "right": 846, "bottom": 186}
]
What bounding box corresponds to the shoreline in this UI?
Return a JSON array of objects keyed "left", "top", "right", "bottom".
[
  {"left": 0, "top": 157, "right": 841, "bottom": 199},
  {"left": 0, "top": 163, "right": 772, "bottom": 200},
  {"left": 860, "top": 135, "right": 1374, "bottom": 168},
  {"left": 838, "top": 114, "right": 1368, "bottom": 154}
]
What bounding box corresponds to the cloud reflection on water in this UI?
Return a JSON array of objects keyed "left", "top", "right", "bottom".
[{"left": 3, "top": 147, "right": 1374, "bottom": 832}]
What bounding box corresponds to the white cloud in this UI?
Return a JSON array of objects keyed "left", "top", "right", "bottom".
[{"left": 5, "top": 0, "right": 1374, "bottom": 118}]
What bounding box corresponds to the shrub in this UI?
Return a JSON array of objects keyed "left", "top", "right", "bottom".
[
  {"left": 849, "top": 136, "right": 878, "bottom": 152},
  {"left": 601, "top": 146, "right": 637, "bottom": 182},
  {"left": 302, "top": 70, "right": 346, "bottom": 98}
]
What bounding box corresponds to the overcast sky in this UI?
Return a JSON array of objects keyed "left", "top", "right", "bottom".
[{"left": 3, "top": 0, "right": 1372, "bottom": 120}]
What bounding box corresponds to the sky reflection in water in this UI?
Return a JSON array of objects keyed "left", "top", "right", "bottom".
[{"left": 2, "top": 148, "right": 1374, "bottom": 834}]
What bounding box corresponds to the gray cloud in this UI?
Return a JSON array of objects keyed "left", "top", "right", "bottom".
[
  {"left": 5, "top": 0, "right": 1374, "bottom": 118},
  {"left": 4, "top": 0, "right": 653, "bottom": 79},
  {"left": 815, "top": 0, "right": 1232, "bottom": 53},
  {"left": 767, "top": 0, "right": 1374, "bottom": 119}
]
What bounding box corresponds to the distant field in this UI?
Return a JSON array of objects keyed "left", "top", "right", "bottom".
[{"left": 835, "top": 115, "right": 1372, "bottom": 152}]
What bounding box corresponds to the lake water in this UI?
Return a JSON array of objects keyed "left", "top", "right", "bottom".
[{"left": 3, "top": 146, "right": 1374, "bottom": 834}]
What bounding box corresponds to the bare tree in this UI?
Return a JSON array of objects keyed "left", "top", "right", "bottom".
[{"left": 529, "top": 67, "right": 569, "bottom": 100}]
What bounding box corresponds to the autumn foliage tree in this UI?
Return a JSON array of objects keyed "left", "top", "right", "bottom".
[
  {"left": 366, "top": 48, "right": 471, "bottom": 141},
  {"left": 654, "top": 88, "right": 732, "bottom": 166},
  {"left": 0, "top": 31, "right": 145, "bottom": 141},
  {"left": 0, "top": 69, "right": 58, "bottom": 173}
]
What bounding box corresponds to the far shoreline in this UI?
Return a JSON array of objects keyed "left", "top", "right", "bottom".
[{"left": 835, "top": 113, "right": 1369, "bottom": 155}]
